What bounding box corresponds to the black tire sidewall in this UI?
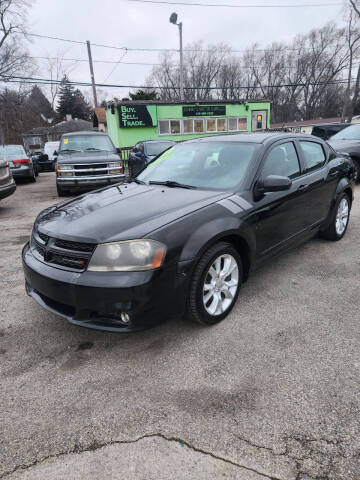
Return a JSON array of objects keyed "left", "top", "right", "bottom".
[{"left": 190, "top": 244, "right": 243, "bottom": 325}]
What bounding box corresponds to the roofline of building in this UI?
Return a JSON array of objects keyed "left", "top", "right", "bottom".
[{"left": 106, "top": 99, "right": 271, "bottom": 108}]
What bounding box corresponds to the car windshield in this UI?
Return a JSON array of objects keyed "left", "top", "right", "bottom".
[
  {"left": 145, "top": 142, "right": 174, "bottom": 156},
  {"left": 59, "top": 135, "right": 115, "bottom": 152},
  {"left": 137, "top": 141, "right": 258, "bottom": 190},
  {"left": 331, "top": 124, "right": 360, "bottom": 140},
  {"left": 0, "top": 145, "right": 25, "bottom": 156}
]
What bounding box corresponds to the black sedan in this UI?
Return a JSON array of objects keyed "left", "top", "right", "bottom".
[
  {"left": 22, "top": 133, "right": 353, "bottom": 332},
  {"left": 328, "top": 123, "right": 360, "bottom": 182}
]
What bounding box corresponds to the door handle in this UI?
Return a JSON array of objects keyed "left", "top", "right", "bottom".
[{"left": 297, "top": 184, "right": 308, "bottom": 191}]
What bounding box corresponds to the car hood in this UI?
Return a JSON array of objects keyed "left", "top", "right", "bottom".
[
  {"left": 36, "top": 183, "right": 232, "bottom": 243},
  {"left": 328, "top": 139, "right": 360, "bottom": 153},
  {"left": 57, "top": 151, "right": 120, "bottom": 164}
]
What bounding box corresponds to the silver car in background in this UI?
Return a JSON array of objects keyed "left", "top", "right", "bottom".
[
  {"left": 0, "top": 145, "right": 37, "bottom": 182},
  {"left": 0, "top": 157, "right": 16, "bottom": 201}
]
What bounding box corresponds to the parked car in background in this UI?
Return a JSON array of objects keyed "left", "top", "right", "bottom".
[
  {"left": 43, "top": 141, "right": 60, "bottom": 171},
  {"left": 312, "top": 123, "right": 350, "bottom": 141},
  {"left": 23, "top": 133, "right": 353, "bottom": 332},
  {"left": 55, "top": 131, "right": 125, "bottom": 196},
  {"left": 0, "top": 145, "right": 37, "bottom": 182},
  {"left": 128, "top": 140, "right": 176, "bottom": 177},
  {"left": 328, "top": 123, "right": 360, "bottom": 182},
  {"left": 0, "top": 158, "right": 16, "bottom": 201}
]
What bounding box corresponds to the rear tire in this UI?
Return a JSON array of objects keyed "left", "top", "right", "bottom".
[
  {"left": 29, "top": 167, "right": 36, "bottom": 183},
  {"left": 320, "top": 192, "right": 350, "bottom": 241},
  {"left": 186, "top": 242, "right": 243, "bottom": 326}
]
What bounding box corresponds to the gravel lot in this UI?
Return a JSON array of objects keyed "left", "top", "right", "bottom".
[{"left": 1, "top": 173, "right": 360, "bottom": 480}]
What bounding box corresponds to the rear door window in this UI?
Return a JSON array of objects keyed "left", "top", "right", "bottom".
[{"left": 299, "top": 141, "right": 326, "bottom": 173}]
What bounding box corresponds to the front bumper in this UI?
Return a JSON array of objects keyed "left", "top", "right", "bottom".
[
  {"left": 57, "top": 174, "right": 126, "bottom": 189},
  {"left": 22, "top": 243, "right": 190, "bottom": 332},
  {"left": 0, "top": 180, "right": 16, "bottom": 200}
]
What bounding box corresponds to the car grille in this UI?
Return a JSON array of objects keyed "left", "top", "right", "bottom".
[
  {"left": 74, "top": 163, "right": 107, "bottom": 177},
  {"left": 31, "top": 229, "right": 96, "bottom": 272}
]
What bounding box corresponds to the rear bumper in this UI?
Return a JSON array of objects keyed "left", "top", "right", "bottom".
[
  {"left": 0, "top": 180, "right": 16, "bottom": 200},
  {"left": 38, "top": 161, "right": 55, "bottom": 171},
  {"left": 11, "top": 166, "right": 32, "bottom": 178},
  {"left": 22, "top": 243, "right": 191, "bottom": 332}
]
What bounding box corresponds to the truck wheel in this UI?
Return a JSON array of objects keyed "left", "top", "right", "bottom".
[{"left": 56, "top": 183, "right": 67, "bottom": 197}]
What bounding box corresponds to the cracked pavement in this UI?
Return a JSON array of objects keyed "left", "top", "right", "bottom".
[{"left": 1, "top": 174, "right": 360, "bottom": 480}]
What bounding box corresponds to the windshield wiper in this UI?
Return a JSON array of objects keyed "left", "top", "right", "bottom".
[
  {"left": 60, "top": 149, "right": 82, "bottom": 153},
  {"left": 132, "top": 178, "right": 146, "bottom": 184},
  {"left": 149, "top": 180, "right": 196, "bottom": 189},
  {"left": 84, "top": 147, "right": 105, "bottom": 151}
]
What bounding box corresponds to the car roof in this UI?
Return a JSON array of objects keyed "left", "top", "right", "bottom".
[
  {"left": 312, "top": 123, "right": 349, "bottom": 127},
  {"left": 60, "top": 131, "right": 108, "bottom": 137},
  {"left": 185, "top": 132, "right": 322, "bottom": 145}
]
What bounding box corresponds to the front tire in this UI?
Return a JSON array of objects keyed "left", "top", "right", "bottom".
[
  {"left": 187, "top": 242, "right": 243, "bottom": 326},
  {"left": 29, "top": 167, "right": 36, "bottom": 183},
  {"left": 352, "top": 158, "right": 360, "bottom": 183},
  {"left": 320, "top": 193, "right": 350, "bottom": 241},
  {"left": 56, "top": 183, "right": 67, "bottom": 197}
]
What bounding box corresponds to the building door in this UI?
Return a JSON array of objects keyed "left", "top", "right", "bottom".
[{"left": 251, "top": 110, "right": 267, "bottom": 131}]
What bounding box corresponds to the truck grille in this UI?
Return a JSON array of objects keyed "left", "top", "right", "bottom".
[
  {"left": 31, "top": 229, "right": 96, "bottom": 272},
  {"left": 74, "top": 163, "right": 107, "bottom": 177}
]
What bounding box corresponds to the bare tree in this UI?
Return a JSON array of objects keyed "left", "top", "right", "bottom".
[
  {"left": 0, "top": 0, "right": 32, "bottom": 78},
  {"left": 43, "top": 50, "right": 77, "bottom": 111}
]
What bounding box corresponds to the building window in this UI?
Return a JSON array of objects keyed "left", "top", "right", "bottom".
[
  {"left": 170, "top": 120, "right": 181, "bottom": 134},
  {"left": 159, "top": 120, "right": 170, "bottom": 134},
  {"left": 183, "top": 119, "right": 193, "bottom": 134},
  {"left": 194, "top": 119, "right": 204, "bottom": 133},
  {"left": 206, "top": 118, "right": 216, "bottom": 132},
  {"left": 217, "top": 118, "right": 226, "bottom": 131},
  {"left": 238, "top": 118, "right": 248, "bottom": 131},
  {"left": 228, "top": 117, "right": 238, "bottom": 131}
]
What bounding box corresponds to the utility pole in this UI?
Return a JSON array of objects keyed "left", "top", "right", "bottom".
[
  {"left": 178, "top": 21, "right": 184, "bottom": 101},
  {"left": 170, "top": 13, "right": 184, "bottom": 100},
  {"left": 86, "top": 40, "right": 98, "bottom": 108}
]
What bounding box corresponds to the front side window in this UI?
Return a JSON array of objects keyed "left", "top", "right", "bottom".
[
  {"left": 137, "top": 141, "right": 258, "bottom": 190},
  {"left": 59, "top": 135, "right": 114, "bottom": 152},
  {"left": 299, "top": 141, "right": 326, "bottom": 173},
  {"left": 261, "top": 142, "right": 300, "bottom": 179}
]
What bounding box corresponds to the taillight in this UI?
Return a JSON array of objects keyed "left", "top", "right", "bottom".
[{"left": 13, "top": 159, "right": 30, "bottom": 165}]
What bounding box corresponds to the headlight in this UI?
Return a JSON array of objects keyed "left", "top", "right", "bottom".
[
  {"left": 57, "top": 164, "right": 73, "bottom": 177},
  {"left": 87, "top": 239, "right": 166, "bottom": 272},
  {"left": 108, "top": 161, "right": 123, "bottom": 174}
]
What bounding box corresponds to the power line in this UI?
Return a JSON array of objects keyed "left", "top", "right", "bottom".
[
  {"left": 0, "top": 74, "right": 357, "bottom": 90},
  {"left": 25, "top": 32, "right": 315, "bottom": 53},
  {"left": 128, "top": 0, "right": 341, "bottom": 6},
  {"left": 29, "top": 56, "right": 360, "bottom": 71}
]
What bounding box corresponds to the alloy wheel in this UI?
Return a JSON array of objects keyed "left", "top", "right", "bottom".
[
  {"left": 203, "top": 253, "right": 239, "bottom": 316},
  {"left": 335, "top": 197, "right": 349, "bottom": 236}
]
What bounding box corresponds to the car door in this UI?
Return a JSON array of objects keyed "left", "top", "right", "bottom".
[
  {"left": 251, "top": 140, "right": 311, "bottom": 260},
  {"left": 296, "top": 140, "right": 337, "bottom": 227}
]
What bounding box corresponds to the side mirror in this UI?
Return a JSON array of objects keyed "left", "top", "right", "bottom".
[
  {"left": 255, "top": 175, "right": 292, "bottom": 199},
  {"left": 135, "top": 151, "right": 143, "bottom": 158}
]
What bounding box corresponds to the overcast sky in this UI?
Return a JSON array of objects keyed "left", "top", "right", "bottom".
[{"left": 26, "top": 0, "right": 345, "bottom": 104}]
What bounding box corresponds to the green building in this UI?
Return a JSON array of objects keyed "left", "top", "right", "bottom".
[{"left": 106, "top": 100, "right": 271, "bottom": 149}]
